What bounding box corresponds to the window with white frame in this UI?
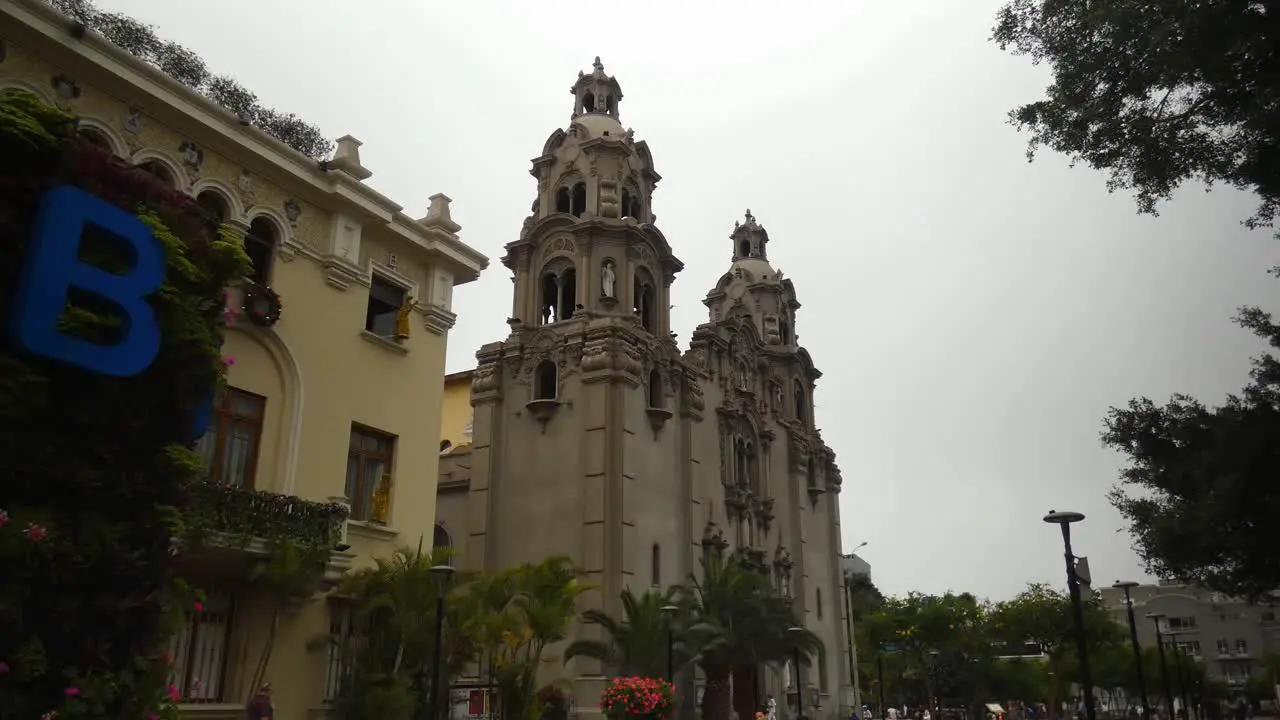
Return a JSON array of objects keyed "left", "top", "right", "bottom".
[
  {"left": 1235, "top": 639, "right": 1248, "bottom": 655},
  {"left": 167, "top": 589, "right": 234, "bottom": 703},
  {"left": 1217, "top": 639, "right": 1230, "bottom": 655},
  {"left": 366, "top": 274, "right": 407, "bottom": 338}
]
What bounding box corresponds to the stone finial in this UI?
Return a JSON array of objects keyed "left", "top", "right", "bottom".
[
  {"left": 328, "top": 134, "right": 373, "bottom": 181},
  {"left": 593, "top": 56, "right": 604, "bottom": 73},
  {"left": 421, "top": 193, "right": 462, "bottom": 234}
]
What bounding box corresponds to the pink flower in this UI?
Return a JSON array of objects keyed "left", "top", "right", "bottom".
[
  {"left": 0, "top": 661, "right": 9, "bottom": 674},
  {"left": 193, "top": 601, "right": 204, "bottom": 613},
  {"left": 64, "top": 687, "right": 79, "bottom": 697},
  {"left": 0, "top": 509, "right": 8, "bottom": 528},
  {"left": 221, "top": 356, "right": 235, "bottom": 367},
  {"left": 163, "top": 650, "right": 174, "bottom": 664},
  {"left": 24, "top": 524, "right": 47, "bottom": 541},
  {"left": 147, "top": 714, "right": 160, "bottom": 720},
  {"left": 167, "top": 684, "right": 182, "bottom": 702}
]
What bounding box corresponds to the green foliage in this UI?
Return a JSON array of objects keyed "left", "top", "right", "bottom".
[
  {"left": 44, "top": 0, "right": 333, "bottom": 159},
  {"left": 1102, "top": 358, "right": 1280, "bottom": 598},
  {"left": 564, "top": 586, "right": 683, "bottom": 679},
  {"left": 992, "top": 0, "right": 1280, "bottom": 236},
  {"left": 675, "top": 555, "right": 819, "bottom": 720},
  {"left": 326, "top": 551, "right": 589, "bottom": 720},
  {"left": 180, "top": 480, "right": 347, "bottom": 550},
  {"left": 0, "top": 92, "right": 240, "bottom": 719}
]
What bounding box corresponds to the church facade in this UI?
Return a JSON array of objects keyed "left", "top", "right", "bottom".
[{"left": 435, "top": 58, "right": 850, "bottom": 720}]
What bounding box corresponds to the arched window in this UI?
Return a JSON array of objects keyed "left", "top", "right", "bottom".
[
  {"left": 793, "top": 380, "right": 807, "bottom": 426},
  {"left": 779, "top": 316, "right": 792, "bottom": 345},
  {"left": 539, "top": 265, "right": 577, "bottom": 324},
  {"left": 633, "top": 274, "right": 655, "bottom": 333},
  {"left": 244, "top": 217, "right": 277, "bottom": 284},
  {"left": 571, "top": 182, "right": 587, "bottom": 217},
  {"left": 136, "top": 159, "right": 175, "bottom": 187},
  {"left": 647, "top": 369, "right": 663, "bottom": 408},
  {"left": 77, "top": 127, "right": 113, "bottom": 153},
  {"left": 739, "top": 239, "right": 751, "bottom": 257},
  {"left": 621, "top": 189, "right": 633, "bottom": 218},
  {"left": 433, "top": 524, "right": 451, "bottom": 551},
  {"left": 583, "top": 92, "right": 596, "bottom": 112},
  {"left": 534, "top": 359, "right": 558, "bottom": 400},
  {"left": 196, "top": 190, "right": 230, "bottom": 230},
  {"left": 651, "top": 543, "right": 661, "bottom": 586},
  {"left": 555, "top": 187, "right": 571, "bottom": 214},
  {"left": 605, "top": 95, "right": 615, "bottom": 114},
  {"left": 816, "top": 587, "right": 823, "bottom": 619}
]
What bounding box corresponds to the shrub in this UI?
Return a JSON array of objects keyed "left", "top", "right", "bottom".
[{"left": 600, "top": 676, "right": 675, "bottom": 720}]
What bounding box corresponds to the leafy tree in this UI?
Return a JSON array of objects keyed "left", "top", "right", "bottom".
[
  {"left": 995, "top": 2, "right": 1280, "bottom": 597},
  {"left": 859, "top": 593, "right": 990, "bottom": 713},
  {"left": 992, "top": 0, "right": 1280, "bottom": 237},
  {"left": 989, "top": 584, "right": 1123, "bottom": 720},
  {"left": 564, "top": 586, "right": 685, "bottom": 678},
  {"left": 677, "top": 556, "right": 820, "bottom": 720},
  {"left": 1101, "top": 348, "right": 1280, "bottom": 599}
]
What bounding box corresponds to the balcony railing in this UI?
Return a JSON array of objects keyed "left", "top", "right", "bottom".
[{"left": 181, "top": 481, "right": 348, "bottom": 557}]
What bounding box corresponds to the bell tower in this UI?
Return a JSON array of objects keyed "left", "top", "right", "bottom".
[{"left": 464, "top": 61, "right": 700, "bottom": 659}]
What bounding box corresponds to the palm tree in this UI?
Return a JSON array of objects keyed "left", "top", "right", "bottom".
[
  {"left": 678, "top": 555, "right": 822, "bottom": 720},
  {"left": 465, "top": 556, "right": 591, "bottom": 720},
  {"left": 564, "top": 585, "right": 683, "bottom": 678}
]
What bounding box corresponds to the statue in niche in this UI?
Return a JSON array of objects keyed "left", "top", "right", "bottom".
[
  {"left": 395, "top": 296, "right": 414, "bottom": 341},
  {"left": 601, "top": 260, "right": 616, "bottom": 298}
]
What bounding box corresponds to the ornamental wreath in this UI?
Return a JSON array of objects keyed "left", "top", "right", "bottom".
[{"left": 242, "top": 283, "right": 283, "bottom": 326}]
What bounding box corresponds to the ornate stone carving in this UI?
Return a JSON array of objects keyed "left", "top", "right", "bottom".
[
  {"left": 472, "top": 363, "right": 500, "bottom": 394},
  {"left": 599, "top": 179, "right": 620, "bottom": 218},
  {"left": 540, "top": 235, "right": 576, "bottom": 262},
  {"left": 789, "top": 432, "right": 811, "bottom": 472}
]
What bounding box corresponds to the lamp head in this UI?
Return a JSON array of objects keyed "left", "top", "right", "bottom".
[
  {"left": 1113, "top": 580, "right": 1139, "bottom": 589},
  {"left": 660, "top": 604, "right": 679, "bottom": 616},
  {"left": 1146, "top": 612, "right": 1166, "bottom": 620},
  {"left": 1043, "top": 510, "right": 1086, "bottom": 525}
]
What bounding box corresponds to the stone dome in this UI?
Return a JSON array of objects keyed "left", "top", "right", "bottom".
[{"left": 573, "top": 112, "right": 625, "bottom": 141}]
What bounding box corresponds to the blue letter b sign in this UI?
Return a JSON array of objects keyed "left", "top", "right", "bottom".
[{"left": 10, "top": 185, "right": 164, "bottom": 377}]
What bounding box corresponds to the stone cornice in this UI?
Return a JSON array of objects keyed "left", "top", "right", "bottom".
[{"left": 4, "top": 0, "right": 487, "bottom": 284}]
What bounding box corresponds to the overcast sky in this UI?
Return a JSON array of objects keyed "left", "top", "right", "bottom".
[{"left": 99, "top": 0, "right": 1276, "bottom": 601}]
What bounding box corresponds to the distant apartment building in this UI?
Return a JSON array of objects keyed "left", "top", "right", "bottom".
[
  {"left": 1098, "top": 581, "right": 1280, "bottom": 688},
  {"left": 841, "top": 552, "right": 873, "bottom": 708},
  {"left": 0, "top": 1, "right": 487, "bottom": 717},
  {"left": 841, "top": 552, "right": 872, "bottom": 580}
]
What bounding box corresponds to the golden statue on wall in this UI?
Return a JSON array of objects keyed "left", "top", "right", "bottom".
[
  {"left": 370, "top": 473, "right": 392, "bottom": 525},
  {"left": 395, "top": 296, "right": 414, "bottom": 341}
]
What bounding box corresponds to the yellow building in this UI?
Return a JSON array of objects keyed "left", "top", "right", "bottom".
[{"left": 0, "top": 1, "right": 488, "bottom": 718}]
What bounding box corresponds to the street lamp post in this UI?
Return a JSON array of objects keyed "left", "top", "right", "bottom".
[
  {"left": 1147, "top": 613, "right": 1175, "bottom": 720},
  {"left": 926, "top": 650, "right": 942, "bottom": 720},
  {"left": 428, "top": 564, "right": 456, "bottom": 720},
  {"left": 788, "top": 627, "right": 806, "bottom": 720},
  {"left": 660, "top": 604, "right": 679, "bottom": 682},
  {"left": 1113, "top": 581, "right": 1152, "bottom": 720},
  {"left": 1043, "top": 510, "right": 1097, "bottom": 720},
  {"left": 876, "top": 651, "right": 886, "bottom": 720}
]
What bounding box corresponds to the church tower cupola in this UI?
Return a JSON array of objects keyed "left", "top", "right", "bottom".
[
  {"left": 731, "top": 209, "right": 769, "bottom": 262},
  {"left": 572, "top": 56, "right": 623, "bottom": 120}
]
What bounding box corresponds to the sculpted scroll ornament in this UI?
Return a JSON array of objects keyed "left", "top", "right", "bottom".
[{"left": 472, "top": 363, "right": 500, "bottom": 394}]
